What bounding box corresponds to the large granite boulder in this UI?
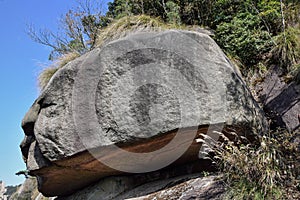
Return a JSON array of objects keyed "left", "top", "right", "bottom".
[{"left": 20, "top": 30, "right": 266, "bottom": 197}]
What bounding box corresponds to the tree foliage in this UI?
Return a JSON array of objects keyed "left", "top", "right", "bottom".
[
  {"left": 215, "top": 13, "right": 273, "bottom": 66},
  {"left": 28, "top": 0, "right": 110, "bottom": 60},
  {"left": 107, "top": 0, "right": 299, "bottom": 68},
  {"left": 30, "top": 0, "right": 300, "bottom": 73}
]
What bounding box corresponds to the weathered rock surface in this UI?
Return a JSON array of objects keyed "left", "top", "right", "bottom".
[
  {"left": 125, "top": 175, "right": 225, "bottom": 200},
  {"left": 4, "top": 185, "right": 18, "bottom": 200},
  {"left": 21, "top": 30, "right": 266, "bottom": 197},
  {"left": 0, "top": 181, "right": 7, "bottom": 200},
  {"left": 255, "top": 66, "right": 300, "bottom": 132},
  {"left": 56, "top": 173, "right": 225, "bottom": 200},
  {"left": 8, "top": 177, "right": 53, "bottom": 200}
]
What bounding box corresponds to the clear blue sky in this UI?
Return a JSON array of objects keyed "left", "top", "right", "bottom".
[{"left": 0, "top": 0, "right": 109, "bottom": 186}]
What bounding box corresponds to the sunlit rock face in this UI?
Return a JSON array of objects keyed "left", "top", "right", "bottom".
[
  {"left": 0, "top": 181, "right": 8, "bottom": 200},
  {"left": 20, "top": 30, "right": 266, "bottom": 197}
]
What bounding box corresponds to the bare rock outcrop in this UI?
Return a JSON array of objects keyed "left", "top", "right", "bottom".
[
  {"left": 20, "top": 30, "right": 266, "bottom": 197},
  {"left": 8, "top": 177, "right": 53, "bottom": 200},
  {"left": 255, "top": 66, "right": 300, "bottom": 132},
  {"left": 0, "top": 181, "right": 7, "bottom": 200}
]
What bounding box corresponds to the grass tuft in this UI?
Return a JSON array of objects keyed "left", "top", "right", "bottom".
[
  {"left": 38, "top": 52, "right": 80, "bottom": 90},
  {"left": 205, "top": 129, "right": 300, "bottom": 199},
  {"left": 94, "top": 15, "right": 211, "bottom": 48},
  {"left": 271, "top": 27, "right": 300, "bottom": 70},
  {"left": 94, "top": 15, "right": 180, "bottom": 47},
  {"left": 38, "top": 67, "right": 59, "bottom": 90}
]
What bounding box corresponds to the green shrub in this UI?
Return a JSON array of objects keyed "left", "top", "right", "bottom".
[
  {"left": 212, "top": 0, "right": 256, "bottom": 27},
  {"left": 214, "top": 13, "right": 272, "bottom": 66},
  {"left": 165, "top": 1, "right": 181, "bottom": 25},
  {"left": 258, "top": 0, "right": 282, "bottom": 34}
]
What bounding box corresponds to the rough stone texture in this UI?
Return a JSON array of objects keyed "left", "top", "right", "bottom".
[
  {"left": 26, "top": 141, "right": 51, "bottom": 171},
  {"left": 125, "top": 175, "right": 225, "bottom": 200},
  {"left": 255, "top": 66, "right": 300, "bottom": 132},
  {"left": 56, "top": 173, "right": 225, "bottom": 200},
  {"left": 20, "top": 30, "right": 266, "bottom": 197},
  {"left": 0, "top": 181, "right": 7, "bottom": 200},
  {"left": 9, "top": 177, "right": 54, "bottom": 200}
]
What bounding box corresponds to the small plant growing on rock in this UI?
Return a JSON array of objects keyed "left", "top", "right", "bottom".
[{"left": 15, "top": 170, "right": 29, "bottom": 179}]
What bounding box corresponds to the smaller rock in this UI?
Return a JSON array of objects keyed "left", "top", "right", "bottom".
[
  {"left": 8, "top": 177, "right": 54, "bottom": 200},
  {"left": 256, "top": 66, "right": 300, "bottom": 132},
  {"left": 56, "top": 173, "right": 225, "bottom": 200},
  {"left": 126, "top": 175, "right": 225, "bottom": 200},
  {"left": 0, "top": 181, "right": 7, "bottom": 200}
]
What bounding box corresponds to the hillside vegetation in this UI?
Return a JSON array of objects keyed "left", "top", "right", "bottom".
[{"left": 29, "top": 0, "right": 300, "bottom": 88}]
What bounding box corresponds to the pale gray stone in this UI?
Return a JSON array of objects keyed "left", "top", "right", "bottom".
[{"left": 20, "top": 30, "right": 267, "bottom": 196}]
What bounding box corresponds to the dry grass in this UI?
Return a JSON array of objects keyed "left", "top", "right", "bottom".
[
  {"left": 202, "top": 129, "right": 300, "bottom": 200},
  {"left": 95, "top": 15, "right": 212, "bottom": 48},
  {"left": 38, "top": 52, "right": 80, "bottom": 89},
  {"left": 58, "top": 51, "right": 80, "bottom": 67},
  {"left": 94, "top": 15, "right": 179, "bottom": 48},
  {"left": 38, "top": 67, "right": 59, "bottom": 90}
]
